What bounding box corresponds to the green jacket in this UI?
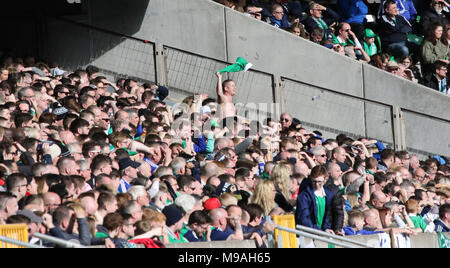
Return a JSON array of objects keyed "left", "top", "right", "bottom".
[{"left": 421, "top": 40, "right": 450, "bottom": 65}]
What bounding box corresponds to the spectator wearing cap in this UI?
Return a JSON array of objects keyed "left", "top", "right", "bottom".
[
  {"left": 386, "top": 60, "right": 402, "bottom": 77},
  {"left": 16, "top": 209, "right": 44, "bottom": 244},
  {"left": 118, "top": 158, "right": 141, "bottom": 194},
  {"left": 162, "top": 205, "right": 188, "bottom": 243},
  {"left": 379, "top": 0, "right": 413, "bottom": 58},
  {"left": 363, "top": 29, "right": 379, "bottom": 57},
  {"left": 204, "top": 197, "right": 222, "bottom": 211}
]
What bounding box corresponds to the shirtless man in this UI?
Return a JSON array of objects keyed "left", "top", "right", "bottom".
[{"left": 216, "top": 72, "right": 237, "bottom": 119}]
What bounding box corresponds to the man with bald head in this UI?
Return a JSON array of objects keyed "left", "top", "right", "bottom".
[
  {"left": 210, "top": 207, "right": 243, "bottom": 241},
  {"left": 0, "top": 194, "right": 18, "bottom": 225},
  {"left": 413, "top": 168, "right": 428, "bottom": 184},
  {"left": 43, "top": 192, "right": 61, "bottom": 214},
  {"left": 369, "top": 191, "right": 387, "bottom": 209},
  {"left": 208, "top": 138, "right": 234, "bottom": 160},
  {"left": 79, "top": 194, "right": 98, "bottom": 217},
  {"left": 294, "top": 161, "right": 311, "bottom": 177},
  {"left": 59, "top": 131, "right": 78, "bottom": 145},
  {"left": 332, "top": 146, "right": 350, "bottom": 172},
  {"left": 201, "top": 162, "right": 219, "bottom": 186},
  {"left": 364, "top": 208, "right": 383, "bottom": 230},
  {"left": 325, "top": 162, "right": 344, "bottom": 191},
  {"left": 410, "top": 155, "right": 420, "bottom": 171},
  {"left": 57, "top": 157, "right": 79, "bottom": 176}
]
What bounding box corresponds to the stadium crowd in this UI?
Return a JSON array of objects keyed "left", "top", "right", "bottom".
[
  {"left": 0, "top": 51, "right": 449, "bottom": 248},
  {"left": 0, "top": 1, "right": 449, "bottom": 249},
  {"left": 215, "top": 0, "right": 450, "bottom": 94}
]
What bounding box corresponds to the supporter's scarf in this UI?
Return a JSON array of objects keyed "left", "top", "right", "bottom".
[
  {"left": 312, "top": 17, "right": 328, "bottom": 30},
  {"left": 438, "top": 233, "right": 450, "bottom": 248},
  {"left": 217, "top": 57, "right": 253, "bottom": 74}
]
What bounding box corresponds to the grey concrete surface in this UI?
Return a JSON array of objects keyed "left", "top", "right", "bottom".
[{"left": 165, "top": 240, "right": 257, "bottom": 249}]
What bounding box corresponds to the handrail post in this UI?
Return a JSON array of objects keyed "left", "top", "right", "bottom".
[
  {"left": 155, "top": 42, "right": 168, "bottom": 87},
  {"left": 273, "top": 75, "right": 286, "bottom": 115},
  {"left": 392, "top": 105, "right": 407, "bottom": 151}
]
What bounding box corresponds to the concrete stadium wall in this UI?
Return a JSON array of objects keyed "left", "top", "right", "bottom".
[
  {"left": 165, "top": 240, "right": 257, "bottom": 249},
  {"left": 313, "top": 233, "right": 440, "bottom": 248},
  {"left": 40, "top": 0, "right": 450, "bottom": 157}
]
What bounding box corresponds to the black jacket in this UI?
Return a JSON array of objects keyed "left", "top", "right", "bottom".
[
  {"left": 325, "top": 180, "right": 346, "bottom": 233},
  {"left": 379, "top": 14, "right": 412, "bottom": 45},
  {"left": 420, "top": 7, "right": 450, "bottom": 35},
  {"left": 275, "top": 190, "right": 294, "bottom": 213}
]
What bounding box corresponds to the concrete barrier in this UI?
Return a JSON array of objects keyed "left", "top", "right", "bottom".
[
  {"left": 408, "top": 233, "right": 439, "bottom": 248},
  {"left": 165, "top": 240, "right": 257, "bottom": 249},
  {"left": 363, "top": 64, "right": 450, "bottom": 121},
  {"left": 90, "top": 0, "right": 228, "bottom": 62},
  {"left": 225, "top": 9, "right": 365, "bottom": 98}
]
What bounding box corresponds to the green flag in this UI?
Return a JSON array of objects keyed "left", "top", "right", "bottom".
[
  {"left": 218, "top": 57, "right": 253, "bottom": 74},
  {"left": 438, "top": 233, "right": 450, "bottom": 248},
  {"left": 407, "top": 33, "right": 423, "bottom": 46}
]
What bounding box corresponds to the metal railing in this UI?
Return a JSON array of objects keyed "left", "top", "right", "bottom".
[
  {"left": 295, "top": 225, "right": 373, "bottom": 248},
  {"left": 0, "top": 235, "right": 46, "bottom": 248},
  {"left": 274, "top": 225, "right": 365, "bottom": 248},
  {"left": 33, "top": 233, "right": 86, "bottom": 248}
]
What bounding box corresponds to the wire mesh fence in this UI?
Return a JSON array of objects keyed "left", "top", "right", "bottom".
[
  {"left": 90, "top": 31, "right": 156, "bottom": 83},
  {"left": 283, "top": 78, "right": 394, "bottom": 146},
  {"left": 165, "top": 47, "right": 277, "bottom": 119}
]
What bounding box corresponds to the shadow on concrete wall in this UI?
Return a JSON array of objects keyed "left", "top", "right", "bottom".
[{"left": 1, "top": 0, "right": 149, "bottom": 71}]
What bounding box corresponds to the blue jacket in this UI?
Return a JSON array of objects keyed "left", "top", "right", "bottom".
[
  {"left": 434, "top": 219, "right": 450, "bottom": 233},
  {"left": 269, "top": 15, "right": 291, "bottom": 29},
  {"left": 193, "top": 134, "right": 207, "bottom": 154},
  {"left": 343, "top": 226, "right": 384, "bottom": 236},
  {"left": 184, "top": 229, "right": 207, "bottom": 242},
  {"left": 296, "top": 185, "right": 334, "bottom": 231},
  {"left": 345, "top": 0, "right": 368, "bottom": 24},
  {"left": 210, "top": 226, "right": 234, "bottom": 241}
]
